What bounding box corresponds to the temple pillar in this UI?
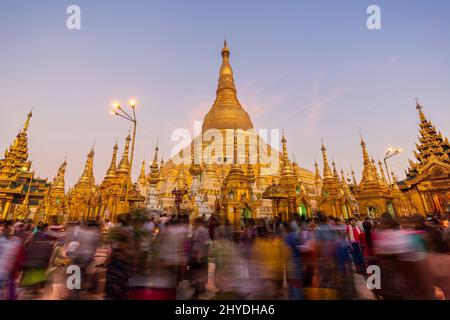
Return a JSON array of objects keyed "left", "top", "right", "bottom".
[{"left": 2, "top": 200, "right": 12, "bottom": 220}]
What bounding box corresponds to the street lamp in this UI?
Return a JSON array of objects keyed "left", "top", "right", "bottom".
[
  {"left": 110, "top": 100, "right": 138, "bottom": 212},
  {"left": 384, "top": 147, "right": 402, "bottom": 186}
]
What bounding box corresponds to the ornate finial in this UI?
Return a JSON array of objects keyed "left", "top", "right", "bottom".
[
  {"left": 415, "top": 97, "right": 421, "bottom": 110},
  {"left": 320, "top": 139, "right": 333, "bottom": 179},
  {"left": 23, "top": 109, "right": 33, "bottom": 132},
  {"left": 359, "top": 128, "right": 366, "bottom": 147},
  {"left": 221, "top": 37, "right": 230, "bottom": 57},
  {"left": 415, "top": 98, "right": 427, "bottom": 122},
  {"left": 321, "top": 138, "right": 326, "bottom": 151}
]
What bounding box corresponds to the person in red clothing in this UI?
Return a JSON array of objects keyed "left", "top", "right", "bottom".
[
  {"left": 359, "top": 220, "right": 377, "bottom": 268},
  {"left": 346, "top": 218, "right": 365, "bottom": 274}
]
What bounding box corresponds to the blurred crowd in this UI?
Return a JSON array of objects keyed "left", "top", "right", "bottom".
[{"left": 0, "top": 210, "right": 449, "bottom": 300}]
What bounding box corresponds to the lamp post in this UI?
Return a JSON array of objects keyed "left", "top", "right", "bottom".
[
  {"left": 384, "top": 147, "right": 402, "bottom": 186},
  {"left": 110, "top": 100, "right": 138, "bottom": 213}
]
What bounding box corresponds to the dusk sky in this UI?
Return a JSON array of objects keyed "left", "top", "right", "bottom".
[{"left": 1, "top": 0, "right": 449, "bottom": 188}]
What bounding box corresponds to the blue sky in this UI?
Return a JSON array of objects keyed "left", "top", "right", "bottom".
[{"left": 1, "top": 0, "right": 449, "bottom": 187}]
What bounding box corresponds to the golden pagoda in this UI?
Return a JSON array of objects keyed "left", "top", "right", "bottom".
[
  {"left": 317, "top": 140, "right": 352, "bottom": 219},
  {"left": 354, "top": 135, "right": 394, "bottom": 218},
  {"left": 67, "top": 146, "right": 98, "bottom": 221},
  {"left": 137, "top": 159, "right": 149, "bottom": 197},
  {"left": 103, "top": 134, "right": 145, "bottom": 220},
  {"left": 146, "top": 143, "right": 163, "bottom": 212},
  {"left": 43, "top": 158, "right": 68, "bottom": 222},
  {"left": 96, "top": 141, "right": 120, "bottom": 221},
  {"left": 391, "top": 172, "right": 416, "bottom": 216},
  {"left": 399, "top": 101, "right": 450, "bottom": 215},
  {"left": 154, "top": 41, "right": 317, "bottom": 217},
  {"left": 0, "top": 111, "right": 50, "bottom": 220}
]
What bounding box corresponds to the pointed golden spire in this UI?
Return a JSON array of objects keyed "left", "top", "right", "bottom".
[
  {"left": 280, "top": 132, "right": 295, "bottom": 178},
  {"left": 314, "top": 159, "right": 321, "bottom": 182},
  {"left": 378, "top": 159, "right": 388, "bottom": 186},
  {"left": 153, "top": 139, "right": 159, "bottom": 162},
  {"left": 321, "top": 139, "right": 333, "bottom": 180},
  {"left": 117, "top": 133, "right": 131, "bottom": 174},
  {"left": 408, "top": 99, "right": 450, "bottom": 177},
  {"left": 138, "top": 159, "right": 147, "bottom": 186},
  {"left": 202, "top": 40, "right": 253, "bottom": 132},
  {"left": 78, "top": 147, "right": 95, "bottom": 187},
  {"left": 52, "top": 159, "right": 67, "bottom": 192},
  {"left": 391, "top": 171, "right": 400, "bottom": 191},
  {"left": 332, "top": 157, "right": 339, "bottom": 182},
  {"left": 175, "top": 162, "right": 187, "bottom": 190},
  {"left": 105, "top": 142, "right": 118, "bottom": 179},
  {"left": 340, "top": 169, "right": 346, "bottom": 183},
  {"left": 340, "top": 168, "right": 350, "bottom": 191},
  {"left": 219, "top": 39, "right": 233, "bottom": 88},
  {"left": 245, "top": 147, "right": 255, "bottom": 185},
  {"left": 416, "top": 98, "right": 426, "bottom": 122},
  {"left": 150, "top": 140, "right": 160, "bottom": 173},
  {"left": 23, "top": 109, "right": 33, "bottom": 133},
  {"left": 351, "top": 165, "right": 358, "bottom": 186},
  {"left": 360, "top": 133, "right": 375, "bottom": 183}
]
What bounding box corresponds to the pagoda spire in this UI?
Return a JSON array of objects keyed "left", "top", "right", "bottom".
[
  {"left": 153, "top": 139, "right": 159, "bottom": 164},
  {"left": 281, "top": 132, "right": 294, "bottom": 177},
  {"left": 391, "top": 171, "right": 401, "bottom": 191},
  {"left": 202, "top": 40, "right": 253, "bottom": 132},
  {"left": 23, "top": 109, "right": 33, "bottom": 133},
  {"left": 138, "top": 159, "right": 146, "bottom": 179},
  {"left": 314, "top": 159, "right": 322, "bottom": 183},
  {"left": 218, "top": 39, "right": 236, "bottom": 93},
  {"left": 52, "top": 159, "right": 67, "bottom": 192},
  {"left": 332, "top": 157, "right": 339, "bottom": 182},
  {"left": 233, "top": 126, "right": 239, "bottom": 166},
  {"left": 117, "top": 133, "right": 131, "bottom": 176},
  {"left": 77, "top": 147, "right": 95, "bottom": 188},
  {"left": 416, "top": 98, "right": 427, "bottom": 122},
  {"left": 378, "top": 159, "right": 388, "bottom": 186},
  {"left": 360, "top": 134, "right": 375, "bottom": 183},
  {"left": 341, "top": 168, "right": 352, "bottom": 195},
  {"left": 351, "top": 165, "right": 358, "bottom": 186},
  {"left": 407, "top": 100, "right": 450, "bottom": 178},
  {"left": 3, "top": 111, "right": 34, "bottom": 168},
  {"left": 105, "top": 142, "right": 118, "bottom": 180},
  {"left": 245, "top": 148, "right": 256, "bottom": 185},
  {"left": 321, "top": 139, "right": 333, "bottom": 180},
  {"left": 175, "top": 162, "right": 187, "bottom": 190}
]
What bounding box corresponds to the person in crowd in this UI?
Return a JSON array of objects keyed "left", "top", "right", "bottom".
[
  {"left": 190, "top": 218, "right": 210, "bottom": 299},
  {"left": 249, "top": 226, "right": 287, "bottom": 299},
  {"left": 345, "top": 218, "right": 365, "bottom": 273},
  {"left": 359, "top": 220, "right": 376, "bottom": 268},
  {"left": 283, "top": 222, "right": 303, "bottom": 300},
  {"left": 0, "top": 221, "right": 24, "bottom": 300}
]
